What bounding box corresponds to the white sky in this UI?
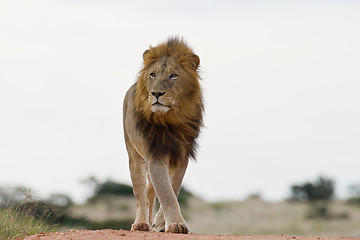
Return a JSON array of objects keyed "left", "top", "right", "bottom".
[{"left": 1, "top": 0, "right": 360, "bottom": 202}]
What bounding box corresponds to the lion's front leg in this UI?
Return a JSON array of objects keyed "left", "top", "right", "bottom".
[
  {"left": 148, "top": 159, "right": 189, "bottom": 234},
  {"left": 153, "top": 159, "right": 189, "bottom": 232},
  {"left": 129, "top": 154, "right": 150, "bottom": 232}
]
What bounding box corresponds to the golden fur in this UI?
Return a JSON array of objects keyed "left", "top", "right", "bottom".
[
  {"left": 123, "top": 37, "right": 203, "bottom": 233},
  {"left": 133, "top": 37, "right": 203, "bottom": 163},
  {"left": 135, "top": 38, "right": 203, "bottom": 128}
]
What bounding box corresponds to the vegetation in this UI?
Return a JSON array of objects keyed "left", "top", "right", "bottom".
[
  {"left": 289, "top": 176, "right": 337, "bottom": 219},
  {"left": 0, "top": 179, "right": 193, "bottom": 236},
  {"left": 82, "top": 177, "right": 134, "bottom": 202},
  {"left": 178, "top": 187, "right": 193, "bottom": 206},
  {"left": 290, "top": 176, "right": 335, "bottom": 202},
  {"left": 0, "top": 208, "right": 53, "bottom": 240},
  {"left": 2, "top": 177, "right": 360, "bottom": 237},
  {"left": 185, "top": 197, "right": 360, "bottom": 236},
  {"left": 0, "top": 187, "right": 55, "bottom": 240},
  {"left": 347, "top": 184, "right": 360, "bottom": 205}
]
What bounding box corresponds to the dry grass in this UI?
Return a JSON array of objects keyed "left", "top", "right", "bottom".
[
  {"left": 69, "top": 196, "right": 135, "bottom": 223},
  {"left": 0, "top": 206, "right": 54, "bottom": 240},
  {"left": 0, "top": 187, "right": 55, "bottom": 240},
  {"left": 185, "top": 198, "right": 360, "bottom": 237},
  {"left": 66, "top": 196, "right": 360, "bottom": 237}
]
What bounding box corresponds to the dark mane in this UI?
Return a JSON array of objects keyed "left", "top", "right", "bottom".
[{"left": 134, "top": 103, "right": 203, "bottom": 165}]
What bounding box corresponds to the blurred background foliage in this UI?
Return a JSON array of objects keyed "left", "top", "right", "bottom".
[
  {"left": 290, "top": 176, "right": 334, "bottom": 202},
  {"left": 289, "top": 176, "right": 348, "bottom": 220},
  {"left": 1, "top": 176, "right": 360, "bottom": 239}
]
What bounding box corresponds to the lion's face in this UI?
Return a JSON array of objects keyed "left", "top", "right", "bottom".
[
  {"left": 144, "top": 56, "right": 184, "bottom": 114},
  {"left": 135, "top": 38, "right": 201, "bottom": 125}
]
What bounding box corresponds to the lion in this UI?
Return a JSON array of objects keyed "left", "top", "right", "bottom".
[{"left": 123, "top": 37, "right": 203, "bottom": 234}]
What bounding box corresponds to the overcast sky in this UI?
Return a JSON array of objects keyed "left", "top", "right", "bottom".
[{"left": 1, "top": 0, "right": 360, "bottom": 202}]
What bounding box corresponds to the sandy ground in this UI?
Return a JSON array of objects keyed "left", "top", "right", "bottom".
[{"left": 22, "top": 229, "right": 360, "bottom": 240}]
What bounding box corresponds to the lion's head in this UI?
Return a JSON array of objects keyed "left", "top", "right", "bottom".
[{"left": 135, "top": 38, "right": 202, "bottom": 126}]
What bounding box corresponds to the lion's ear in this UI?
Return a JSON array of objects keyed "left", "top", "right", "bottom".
[
  {"left": 143, "top": 49, "right": 150, "bottom": 61},
  {"left": 193, "top": 54, "right": 200, "bottom": 69}
]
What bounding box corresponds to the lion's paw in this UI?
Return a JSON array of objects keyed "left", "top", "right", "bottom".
[
  {"left": 152, "top": 221, "right": 165, "bottom": 232},
  {"left": 165, "top": 223, "right": 189, "bottom": 234},
  {"left": 131, "top": 223, "right": 150, "bottom": 232}
]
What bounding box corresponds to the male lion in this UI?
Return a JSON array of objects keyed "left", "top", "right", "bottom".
[{"left": 123, "top": 37, "right": 203, "bottom": 234}]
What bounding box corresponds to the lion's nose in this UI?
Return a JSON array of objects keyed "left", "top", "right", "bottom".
[{"left": 151, "top": 91, "right": 165, "bottom": 99}]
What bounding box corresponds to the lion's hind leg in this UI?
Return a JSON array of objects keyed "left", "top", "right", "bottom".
[
  {"left": 147, "top": 175, "right": 166, "bottom": 232},
  {"left": 152, "top": 206, "right": 165, "bottom": 232},
  {"left": 146, "top": 174, "right": 156, "bottom": 227}
]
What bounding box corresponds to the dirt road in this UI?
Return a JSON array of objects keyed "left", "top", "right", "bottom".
[{"left": 23, "top": 229, "right": 360, "bottom": 240}]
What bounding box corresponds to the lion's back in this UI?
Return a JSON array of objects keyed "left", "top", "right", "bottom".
[{"left": 123, "top": 83, "right": 137, "bottom": 124}]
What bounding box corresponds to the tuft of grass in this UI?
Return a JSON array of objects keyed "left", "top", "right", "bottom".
[
  {"left": 0, "top": 188, "right": 55, "bottom": 240},
  {"left": 0, "top": 208, "right": 53, "bottom": 239}
]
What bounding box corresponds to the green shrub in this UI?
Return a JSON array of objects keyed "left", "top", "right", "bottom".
[
  {"left": 95, "top": 181, "right": 133, "bottom": 197},
  {"left": 290, "top": 176, "right": 334, "bottom": 202},
  {"left": 290, "top": 176, "right": 339, "bottom": 220},
  {"left": 82, "top": 177, "right": 133, "bottom": 202},
  {"left": 306, "top": 202, "right": 330, "bottom": 219}
]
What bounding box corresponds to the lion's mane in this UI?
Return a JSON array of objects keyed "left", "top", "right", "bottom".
[{"left": 133, "top": 38, "right": 204, "bottom": 164}]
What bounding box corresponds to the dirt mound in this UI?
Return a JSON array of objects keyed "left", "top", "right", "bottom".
[{"left": 22, "top": 229, "right": 359, "bottom": 240}]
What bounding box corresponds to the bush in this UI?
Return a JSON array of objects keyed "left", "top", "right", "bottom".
[
  {"left": 306, "top": 202, "right": 330, "bottom": 219},
  {"left": 290, "top": 176, "right": 335, "bottom": 202},
  {"left": 95, "top": 181, "right": 133, "bottom": 197},
  {"left": 82, "top": 177, "right": 133, "bottom": 202},
  {"left": 290, "top": 176, "right": 338, "bottom": 219}
]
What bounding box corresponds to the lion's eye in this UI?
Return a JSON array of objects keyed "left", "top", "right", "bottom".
[
  {"left": 149, "top": 72, "right": 156, "bottom": 78},
  {"left": 169, "top": 74, "right": 177, "bottom": 80}
]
